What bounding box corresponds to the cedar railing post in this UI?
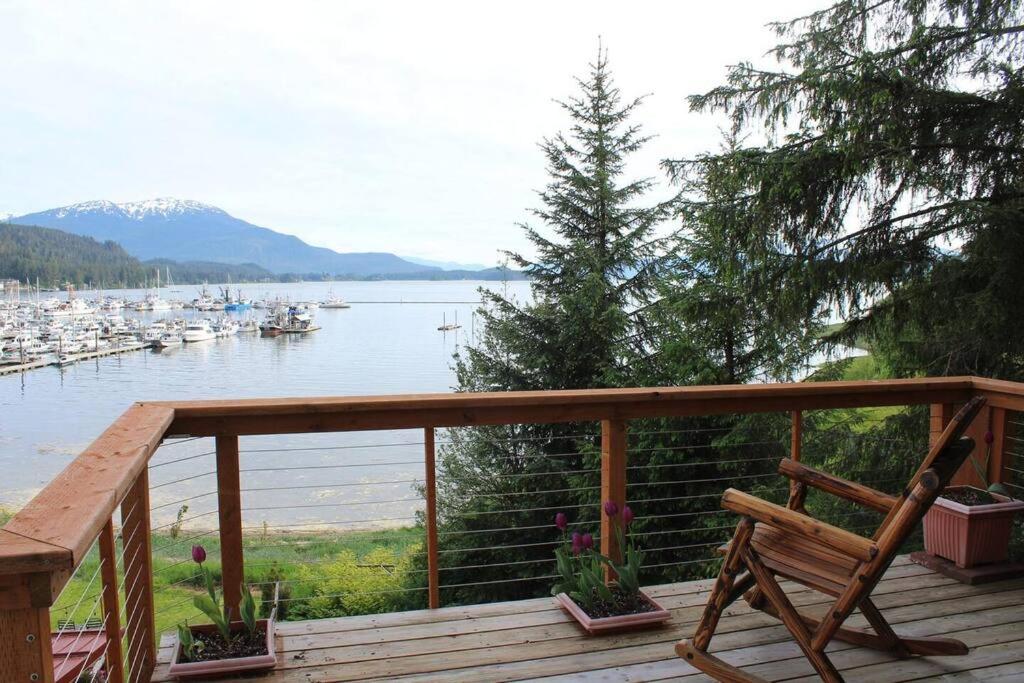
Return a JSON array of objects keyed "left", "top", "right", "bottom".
[
  {"left": 99, "top": 518, "right": 125, "bottom": 683},
  {"left": 0, "top": 603, "right": 55, "bottom": 683},
  {"left": 987, "top": 407, "right": 1009, "bottom": 487},
  {"left": 790, "top": 410, "right": 802, "bottom": 494},
  {"left": 930, "top": 403, "right": 955, "bottom": 448},
  {"left": 601, "top": 419, "right": 627, "bottom": 582},
  {"left": 424, "top": 428, "right": 440, "bottom": 609},
  {"left": 121, "top": 468, "right": 156, "bottom": 682},
  {"left": 216, "top": 435, "right": 244, "bottom": 621}
]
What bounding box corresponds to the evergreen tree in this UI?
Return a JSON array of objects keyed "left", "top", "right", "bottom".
[
  {"left": 673, "top": 0, "right": 1024, "bottom": 380},
  {"left": 427, "top": 48, "right": 671, "bottom": 605},
  {"left": 656, "top": 132, "right": 821, "bottom": 385}
]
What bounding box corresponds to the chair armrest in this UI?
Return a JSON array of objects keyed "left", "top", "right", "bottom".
[
  {"left": 721, "top": 488, "right": 879, "bottom": 562},
  {"left": 778, "top": 459, "right": 897, "bottom": 513}
]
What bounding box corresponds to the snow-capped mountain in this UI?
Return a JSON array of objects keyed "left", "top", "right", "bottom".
[
  {"left": 52, "top": 198, "right": 226, "bottom": 221},
  {"left": 13, "top": 199, "right": 439, "bottom": 276}
]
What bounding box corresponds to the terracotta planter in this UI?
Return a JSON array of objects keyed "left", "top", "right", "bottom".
[
  {"left": 924, "top": 486, "right": 1024, "bottom": 569},
  {"left": 556, "top": 590, "right": 671, "bottom": 634},
  {"left": 168, "top": 618, "right": 276, "bottom": 679}
]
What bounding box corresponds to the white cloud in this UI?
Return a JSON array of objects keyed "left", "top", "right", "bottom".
[{"left": 0, "top": 0, "right": 820, "bottom": 263}]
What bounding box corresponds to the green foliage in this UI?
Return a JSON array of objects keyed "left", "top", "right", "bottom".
[
  {"left": 176, "top": 623, "right": 196, "bottom": 660},
  {"left": 240, "top": 583, "right": 258, "bottom": 636},
  {"left": 0, "top": 223, "right": 147, "bottom": 288},
  {"left": 286, "top": 545, "right": 422, "bottom": 620},
  {"left": 192, "top": 565, "right": 231, "bottom": 642},
  {"left": 674, "top": 0, "right": 1024, "bottom": 381},
  {"left": 429, "top": 47, "right": 672, "bottom": 606}
]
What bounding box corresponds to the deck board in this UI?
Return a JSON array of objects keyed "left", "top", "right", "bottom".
[{"left": 152, "top": 555, "right": 1024, "bottom": 682}]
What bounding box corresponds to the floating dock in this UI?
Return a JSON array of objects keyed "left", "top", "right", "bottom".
[{"left": 0, "top": 342, "right": 150, "bottom": 376}]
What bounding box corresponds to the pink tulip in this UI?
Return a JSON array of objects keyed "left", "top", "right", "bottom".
[
  {"left": 622, "top": 505, "right": 634, "bottom": 526},
  {"left": 603, "top": 500, "right": 619, "bottom": 517},
  {"left": 581, "top": 533, "right": 594, "bottom": 550},
  {"left": 571, "top": 532, "right": 583, "bottom": 555},
  {"left": 555, "top": 512, "right": 568, "bottom": 531},
  {"left": 191, "top": 545, "right": 207, "bottom": 564},
  {"left": 985, "top": 430, "right": 995, "bottom": 445}
]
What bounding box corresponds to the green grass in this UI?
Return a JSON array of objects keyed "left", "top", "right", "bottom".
[{"left": 50, "top": 525, "right": 423, "bottom": 635}]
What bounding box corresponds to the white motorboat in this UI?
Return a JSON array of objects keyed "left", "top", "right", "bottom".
[
  {"left": 55, "top": 353, "right": 78, "bottom": 368},
  {"left": 321, "top": 291, "right": 351, "bottom": 309},
  {"left": 154, "top": 333, "right": 183, "bottom": 348},
  {"left": 182, "top": 319, "right": 216, "bottom": 342}
]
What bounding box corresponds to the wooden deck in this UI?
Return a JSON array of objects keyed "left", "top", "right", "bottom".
[{"left": 152, "top": 555, "right": 1024, "bottom": 682}]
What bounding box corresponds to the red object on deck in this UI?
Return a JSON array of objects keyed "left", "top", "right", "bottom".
[{"left": 51, "top": 628, "right": 108, "bottom": 683}]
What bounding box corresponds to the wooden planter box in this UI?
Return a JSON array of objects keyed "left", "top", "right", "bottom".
[
  {"left": 555, "top": 590, "right": 671, "bottom": 634},
  {"left": 168, "top": 618, "right": 276, "bottom": 679},
  {"left": 924, "top": 486, "right": 1024, "bottom": 569}
]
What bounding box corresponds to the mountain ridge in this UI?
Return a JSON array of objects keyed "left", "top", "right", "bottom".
[{"left": 12, "top": 199, "right": 446, "bottom": 277}]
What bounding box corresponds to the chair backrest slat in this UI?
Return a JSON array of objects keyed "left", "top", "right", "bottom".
[{"left": 872, "top": 395, "right": 986, "bottom": 541}]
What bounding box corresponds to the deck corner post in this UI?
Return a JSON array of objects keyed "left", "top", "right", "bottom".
[
  {"left": 0, "top": 603, "right": 55, "bottom": 683},
  {"left": 601, "top": 418, "right": 627, "bottom": 582}
]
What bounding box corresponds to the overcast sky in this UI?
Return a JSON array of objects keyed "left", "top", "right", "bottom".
[{"left": 1, "top": 1, "right": 820, "bottom": 265}]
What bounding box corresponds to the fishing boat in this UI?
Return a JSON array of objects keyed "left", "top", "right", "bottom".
[
  {"left": 221, "top": 286, "right": 252, "bottom": 311},
  {"left": 259, "top": 305, "right": 320, "bottom": 336},
  {"left": 182, "top": 319, "right": 216, "bottom": 342}
]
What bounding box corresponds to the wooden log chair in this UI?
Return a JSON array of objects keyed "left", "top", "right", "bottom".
[{"left": 676, "top": 396, "right": 987, "bottom": 682}]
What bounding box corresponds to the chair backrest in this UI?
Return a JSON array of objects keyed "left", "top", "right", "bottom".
[{"left": 873, "top": 395, "right": 987, "bottom": 541}]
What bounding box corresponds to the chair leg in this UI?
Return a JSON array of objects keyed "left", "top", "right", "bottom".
[
  {"left": 692, "top": 517, "right": 755, "bottom": 651},
  {"left": 676, "top": 640, "right": 770, "bottom": 683},
  {"left": 757, "top": 597, "right": 969, "bottom": 659},
  {"left": 859, "top": 598, "right": 911, "bottom": 658},
  {"left": 741, "top": 547, "right": 844, "bottom": 683}
]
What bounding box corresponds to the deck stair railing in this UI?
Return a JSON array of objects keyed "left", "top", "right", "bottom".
[{"left": 0, "top": 377, "right": 1021, "bottom": 682}]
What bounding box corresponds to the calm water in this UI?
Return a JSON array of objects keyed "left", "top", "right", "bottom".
[{"left": 1, "top": 280, "right": 531, "bottom": 530}]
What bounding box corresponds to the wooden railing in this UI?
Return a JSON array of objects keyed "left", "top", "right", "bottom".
[{"left": 1, "top": 376, "right": 1022, "bottom": 682}]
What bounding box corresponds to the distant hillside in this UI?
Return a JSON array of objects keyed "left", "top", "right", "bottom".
[
  {"left": 13, "top": 199, "right": 442, "bottom": 276},
  {"left": 0, "top": 223, "right": 147, "bottom": 287},
  {"left": 0, "top": 223, "right": 526, "bottom": 286},
  {"left": 143, "top": 258, "right": 278, "bottom": 284}
]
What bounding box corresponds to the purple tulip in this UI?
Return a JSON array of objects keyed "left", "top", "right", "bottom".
[
  {"left": 555, "top": 512, "right": 568, "bottom": 531},
  {"left": 985, "top": 430, "right": 995, "bottom": 445},
  {"left": 581, "top": 533, "right": 594, "bottom": 550},
  {"left": 571, "top": 532, "right": 583, "bottom": 555},
  {"left": 622, "top": 505, "right": 634, "bottom": 526},
  {"left": 603, "top": 500, "right": 619, "bottom": 517},
  {"left": 191, "top": 545, "right": 207, "bottom": 564}
]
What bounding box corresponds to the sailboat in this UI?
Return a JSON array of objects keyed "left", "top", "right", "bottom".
[{"left": 437, "top": 311, "right": 462, "bottom": 331}]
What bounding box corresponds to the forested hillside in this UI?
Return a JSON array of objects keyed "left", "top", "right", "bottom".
[{"left": 0, "top": 222, "right": 147, "bottom": 287}]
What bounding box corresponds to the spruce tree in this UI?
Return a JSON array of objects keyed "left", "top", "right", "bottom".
[
  {"left": 672, "top": 0, "right": 1024, "bottom": 380},
  {"left": 428, "top": 48, "right": 671, "bottom": 605}
]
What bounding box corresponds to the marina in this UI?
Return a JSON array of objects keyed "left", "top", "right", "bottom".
[
  {"left": 0, "top": 283, "right": 337, "bottom": 374},
  {"left": 0, "top": 280, "right": 527, "bottom": 518}
]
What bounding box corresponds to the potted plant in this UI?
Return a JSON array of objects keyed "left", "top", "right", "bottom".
[
  {"left": 551, "top": 502, "right": 670, "bottom": 634},
  {"left": 924, "top": 430, "right": 1024, "bottom": 568},
  {"left": 168, "top": 545, "right": 277, "bottom": 679}
]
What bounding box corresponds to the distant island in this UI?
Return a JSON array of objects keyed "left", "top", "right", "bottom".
[{"left": 3, "top": 198, "right": 526, "bottom": 287}]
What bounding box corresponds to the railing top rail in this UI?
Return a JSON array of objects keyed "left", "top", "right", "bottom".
[
  {"left": 0, "top": 404, "right": 172, "bottom": 579},
  {"left": 159, "top": 377, "right": 980, "bottom": 436},
  {"left": 1, "top": 375, "right": 1021, "bottom": 592}
]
